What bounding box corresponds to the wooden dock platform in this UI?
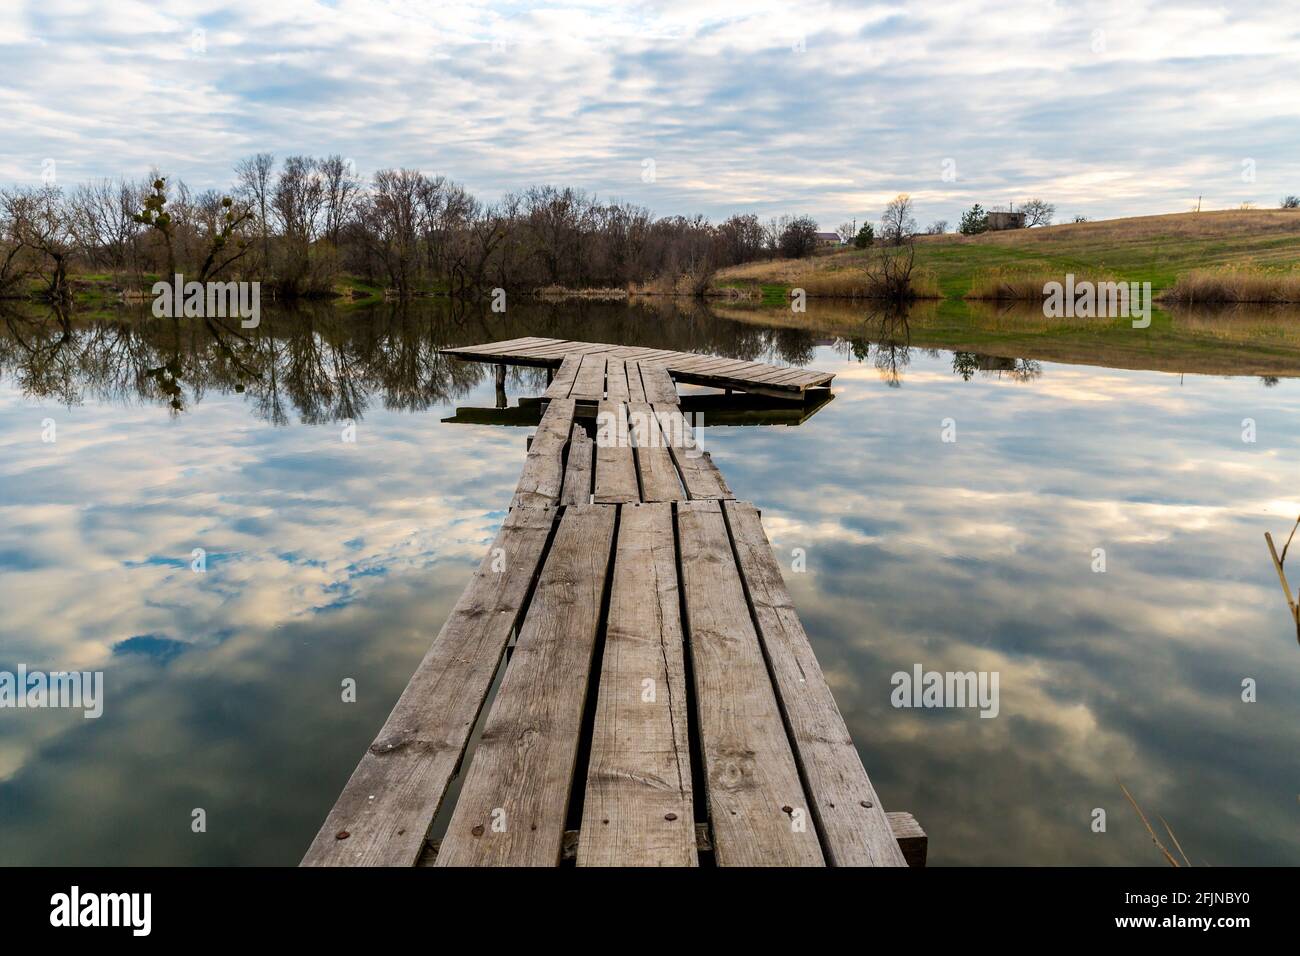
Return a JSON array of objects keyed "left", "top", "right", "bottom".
[
  {"left": 439, "top": 337, "right": 836, "bottom": 400},
  {"left": 302, "top": 339, "right": 920, "bottom": 867}
]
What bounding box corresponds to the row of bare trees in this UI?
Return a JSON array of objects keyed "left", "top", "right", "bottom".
[{"left": 1, "top": 155, "right": 828, "bottom": 301}]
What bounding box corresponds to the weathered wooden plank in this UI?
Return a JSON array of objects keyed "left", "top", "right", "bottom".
[
  {"left": 302, "top": 506, "right": 555, "bottom": 866},
  {"left": 594, "top": 401, "right": 640, "bottom": 503},
  {"left": 676, "top": 499, "right": 824, "bottom": 866},
  {"left": 578, "top": 503, "right": 696, "bottom": 867},
  {"left": 520, "top": 341, "right": 593, "bottom": 359},
  {"left": 723, "top": 499, "right": 907, "bottom": 867},
  {"left": 886, "top": 811, "right": 928, "bottom": 867},
  {"left": 444, "top": 336, "right": 555, "bottom": 356},
  {"left": 510, "top": 399, "right": 575, "bottom": 509},
  {"left": 435, "top": 504, "right": 617, "bottom": 867},
  {"left": 653, "top": 405, "right": 733, "bottom": 500},
  {"left": 571, "top": 353, "right": 607, "bottom": 401},
  {"left": 670, "top": 369, "right": 811, "bottom": 399},
  {"left": 542, "top": 353, "right": 581, "bottom": 400},
  {"left": 639, "top": 363, "right": 679, "bottom": 405},
  {"left": 626, "top": 359, "right": 647, "bottom": 403},
  {"left": 605, "top": 358, "right": 630, "bottom": 403},
  {"left": 560, "top": 424, "right": 593, "bottom": 506},
  {"left": 671, "top": 355, "right": 741, "bottom": 374},
  {"left": 629, "top": 401, "right": 684, "bottom": 502},
  {"left": 441, "top": 339, "right": 835, "bottom": 396},
  {"left": 429, "top": 806, "right": 926, "bottom": 866}
]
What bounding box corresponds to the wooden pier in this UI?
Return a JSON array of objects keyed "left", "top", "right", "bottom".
[{"left": 303, "top": 339, "right": 922, "bottom": 867}]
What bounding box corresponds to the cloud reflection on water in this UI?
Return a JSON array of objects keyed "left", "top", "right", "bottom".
[{"left": 0, "top": 302, "right": 1297, "bottom": 865}]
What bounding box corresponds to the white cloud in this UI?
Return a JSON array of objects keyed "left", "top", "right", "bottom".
[{"left": 3, "top": 0, "right": 1299, "bottom": 225}]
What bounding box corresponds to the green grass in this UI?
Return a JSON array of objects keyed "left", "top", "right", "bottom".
[{"left": 714, "top": 210, "right": 1300, "bottom": 301}]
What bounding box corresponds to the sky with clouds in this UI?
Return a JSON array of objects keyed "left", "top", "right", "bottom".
[{"left": 2, "top": 1, "right": 1300, "bottom": 234}]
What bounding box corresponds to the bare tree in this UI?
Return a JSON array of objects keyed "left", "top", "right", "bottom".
[
  {"left": 925, "top": 220, "right": 949, "bottom": 235},
  {"left": 357, "top": 168, "right": 425, "bottom": 296},
  {"left": 67, "top": 178, "right": 142, "bottom": 272},
  {"left": 235, "top": 153, "right": 275, "bottom": 271},
  {"left": 271, "top": 155, "right": 327, "bottom": 295},
  {"left": 1021, "top": 198, "right": 1055, "bottom": 227},
  {"left": 318, "top": 155, "right": 362, "bottom": 247},
  {"left": 880, "top": 194, "right": 917, "bottom": 246},
  {"left": 862, "top": 238, "right": 920, "bottom": 301},
  {"left": 4, "top": 186, "right": 77, "bottom": 300},
  {"left": 0, "top": 196, "right": 35, "bottom": 295}
]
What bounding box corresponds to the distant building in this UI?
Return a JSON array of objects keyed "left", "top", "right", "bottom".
[
  {"left": 985, "top": 209, "right": 1026, "bottom": 231},
  {"left": 814, "top": 231, "right": 842, "bottom": 246}
]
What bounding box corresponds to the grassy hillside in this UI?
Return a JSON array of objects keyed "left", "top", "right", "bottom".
[{"left": 714, "top": 210, "right": 1300, "bottom": 301}]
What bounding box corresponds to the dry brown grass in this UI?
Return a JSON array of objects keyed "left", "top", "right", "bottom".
[
  {"left": 532, "top": 284, "right": 630, "bottom": 300},
  {"left": 925, "top": 209, "right": 1300, "bottom": 249},
  {"left": 1120, "top": 782, "right": 1193, "bottom": 867},
  {"left": 964, "top": 268, "right": 1126, "bottom": 301},
  {"left": 1163, "top": 266, "right": 1300, "bottom": 304},
  {"left": 715, "top": 254, "right": 941, "bottom": 300}
]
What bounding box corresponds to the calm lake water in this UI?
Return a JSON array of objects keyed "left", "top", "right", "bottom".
[{"left": 1, "top": 299, "right": 1297, "bottom": 865}]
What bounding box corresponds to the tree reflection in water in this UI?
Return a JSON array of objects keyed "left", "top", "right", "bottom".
[{"left": 0, "top": 298, "right": 830, "bottom": 422}]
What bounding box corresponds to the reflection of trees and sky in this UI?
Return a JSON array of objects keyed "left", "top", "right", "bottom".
[{"left": 1, "top": 299, "right": 1298, "bottom": 864}]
